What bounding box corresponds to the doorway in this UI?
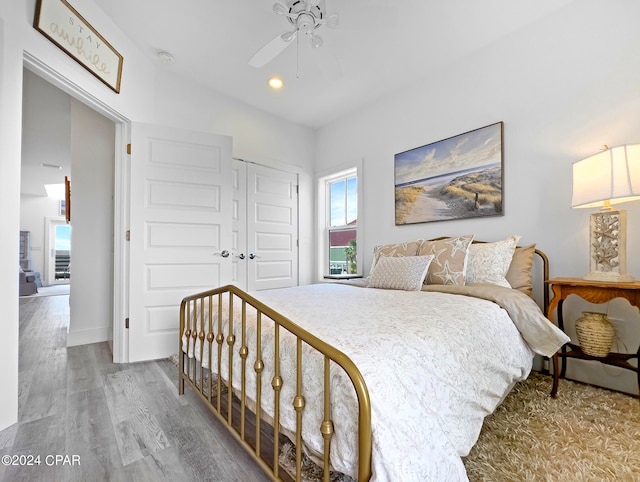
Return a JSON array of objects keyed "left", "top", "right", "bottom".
[
  {"left": 44, "top": 218, "right": 71, "bottom": 285},
  {"left": 22, "top": 59, "right": 124, "bottom": 359}
]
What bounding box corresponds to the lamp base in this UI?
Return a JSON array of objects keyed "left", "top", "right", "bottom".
[
  {"left": 583, "top": 270, "right": 635, "bottom": 283},
  {"left": 586, "top": 209, "right": 634, "bottom": 283}
]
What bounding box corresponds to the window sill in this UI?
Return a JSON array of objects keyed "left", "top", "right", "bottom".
[{"left": 323, "top": 274, "right": 364, "bottom": 280}]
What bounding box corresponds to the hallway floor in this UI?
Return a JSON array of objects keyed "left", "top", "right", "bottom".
[{"left": 0, "top": 294, "right": 269, "bottom": 482}]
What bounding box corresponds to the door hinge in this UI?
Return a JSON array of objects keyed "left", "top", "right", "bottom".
[
  {"left": 125, "top": 317, "right": 129, "bottom": 329},
  {"left": 296, "top": 185, "right": 299, "bottom": 194},
  {"left": 126, "top": 230, "right": 130, "bottom": 241},
  {"left": 127, "top": 144, "right": 131, "bottom": 154}
]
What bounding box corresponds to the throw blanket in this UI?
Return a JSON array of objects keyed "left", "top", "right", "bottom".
[{"left": 420, "top": 283, "right": 569, "bottom": 357}]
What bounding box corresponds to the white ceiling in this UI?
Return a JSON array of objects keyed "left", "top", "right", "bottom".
[{"left": 92, "top": 0, "right": 575, "bottom": 129}]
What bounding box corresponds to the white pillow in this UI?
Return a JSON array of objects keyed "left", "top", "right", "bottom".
[
  {"left": 466, "top": 235, "right": 521, "bottom": 287},
  {"left": 368, "top": 255, "right": 434, "bottom": 291}
]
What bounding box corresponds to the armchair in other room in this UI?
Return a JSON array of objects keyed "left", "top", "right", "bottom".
[{"left": 19, "top": 266, "right": 38, "bottom": 296}]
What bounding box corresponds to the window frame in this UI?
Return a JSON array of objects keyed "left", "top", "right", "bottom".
[{"left": 316, "top": 160, "right": 363, "bottom": 280}]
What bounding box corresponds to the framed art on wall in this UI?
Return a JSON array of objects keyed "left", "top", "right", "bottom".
[
  {"left": 33, "top": 0, "right": 124, "bottom": 93},
  {"left": 394, "top": 122, "right": 504, "bottom": 225},
  {"left": 64, "top": 175, "right": 71, "bottom": 223}
]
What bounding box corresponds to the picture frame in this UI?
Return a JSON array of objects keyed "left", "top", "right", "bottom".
[
  {"left": 33, "top": 0, "right": 124, "bottom": 93},
  {"left": 64, "top": 175, "right": 71, "bottom": 223},
  {"left": 394, "top": 122, "right": 504, "bottom": 225}
]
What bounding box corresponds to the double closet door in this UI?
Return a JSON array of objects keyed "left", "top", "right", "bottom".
[
  {"left": 232, "top": 159, "right": 298, "bottom": 292},
  {"left": 128, "top": 123, "right": 298, "bottom": 362}
]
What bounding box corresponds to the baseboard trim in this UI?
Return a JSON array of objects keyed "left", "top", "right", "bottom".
[{"left": 66, "top": 326, "right": 110, "bottom": 347}]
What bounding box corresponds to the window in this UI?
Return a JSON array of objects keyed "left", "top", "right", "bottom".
[{"left": 317, "top": 162, "right": 362, "bottom": 278}]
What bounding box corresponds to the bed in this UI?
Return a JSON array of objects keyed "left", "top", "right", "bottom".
[{"left": 178, "top": 235, "right": 570, "bottom": 481}]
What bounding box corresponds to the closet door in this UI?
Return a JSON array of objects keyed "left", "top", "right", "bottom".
[
  {"left": 231, "top": 159, "right": 247, "bottom": 288},
  {"left": 246, "top": 163, "right": 298, "bottom": 291},
  {"left": 128, "top": 123, "right": 232, "bottom": 362}
]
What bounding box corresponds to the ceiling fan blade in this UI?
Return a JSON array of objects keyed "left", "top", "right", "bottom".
[
  {"left": 273, "top": 2, "right": 298, "bottom": 20},
  {"left": 248, "top": 32, "right": 295, "bottom": 68}
]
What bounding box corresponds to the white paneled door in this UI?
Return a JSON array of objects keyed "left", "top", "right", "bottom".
[
  {"left": 128, "top": 123, "right": 232, "bottom": 362},
  {"left": 232, "top": 159, "right": 298, "bottom": 292},
  {"left": 246, "top": 162, "right": 298, "bottom": 291}
]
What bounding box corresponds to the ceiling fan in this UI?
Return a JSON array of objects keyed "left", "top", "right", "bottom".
[{"left": 248, "top": 0, "right": 339, "bottom": 68}]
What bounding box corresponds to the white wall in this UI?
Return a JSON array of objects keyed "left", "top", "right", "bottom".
[
  {"left": 0, "top": 12, "right": 21, "bottom": 432},
  {"left": 0, "top": 0, "right": 316, "bottom": 431},
  {"left": 315, "top": 0, "right": 640, "bottom": 394},
  {"left": 67, "top": 99, "right": 115, "bottom": 346}
]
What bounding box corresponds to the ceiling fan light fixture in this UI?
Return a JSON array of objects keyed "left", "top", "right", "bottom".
[
  {"left": 311, "top": 35, "right": 323, "bottom": 49},
  {"left": 273, "top": 3, "right": 288, "bottom": 16},
  {"left": 249, "top": 0, "right": 339, "bottom": 68},
  {"left": 281, "top": 31, "right": 296, "bottom": 42}
]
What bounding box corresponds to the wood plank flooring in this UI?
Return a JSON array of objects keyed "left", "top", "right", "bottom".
[{"left": 0, "top": 293, "right": 270, "bottom": 482}]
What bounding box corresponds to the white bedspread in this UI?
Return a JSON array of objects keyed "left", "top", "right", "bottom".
[{"left": 182, "top": 283, "right": 568, "bottom": 481}]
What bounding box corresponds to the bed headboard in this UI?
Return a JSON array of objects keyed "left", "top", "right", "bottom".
[{"left": 532, "top": 247, "right": 550, "bottom": 314}]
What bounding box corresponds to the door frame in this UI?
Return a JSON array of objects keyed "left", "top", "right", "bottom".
[{"left": 24, "top": 52, "right": 131, "bottom": 363}]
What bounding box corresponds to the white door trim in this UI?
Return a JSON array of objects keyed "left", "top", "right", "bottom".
[{"left": 24, "top": 52, "right": 131, "bottom": 363}]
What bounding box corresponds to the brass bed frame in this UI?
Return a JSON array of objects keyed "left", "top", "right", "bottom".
[
  {"left": 179, "top": 284, "right": 372, "bottom": 482},
  {"left": 178, "top": 246, "right": 550, "bottom": 482}
]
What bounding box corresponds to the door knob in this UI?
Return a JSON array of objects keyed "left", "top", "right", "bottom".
[
  {"left": 213, "top": 250, "right": 230, "bottom": 258},
  {"left": 249, "top": 253, "right": 261, "bottom": 260},
  {"left": 236, "top": 253, "right": 245, "bottom": 260}
]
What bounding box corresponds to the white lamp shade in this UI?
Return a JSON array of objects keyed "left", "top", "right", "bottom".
[{"left": 572, "top": 144, "right": 640, "bottom": 208}]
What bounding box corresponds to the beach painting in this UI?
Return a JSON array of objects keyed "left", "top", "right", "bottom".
[{"left": 394, "top": 122, "right": 504, "bottom": 225}]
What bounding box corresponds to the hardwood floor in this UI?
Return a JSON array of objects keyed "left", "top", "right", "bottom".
[{"left": 0, "top": 294, "right": 270, "bottom": 482}]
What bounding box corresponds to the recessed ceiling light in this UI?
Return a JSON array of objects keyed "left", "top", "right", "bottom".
[{"left": 268, "top": 77, "right": 284, "bottom": 90}]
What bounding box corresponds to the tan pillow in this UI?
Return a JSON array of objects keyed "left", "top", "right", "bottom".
[
  {"left": 370, "top": 240, "right": 422, "bottom": 272},
  {"left": 506, "top": 244, "right": 536, "bottom": 298},
  {"left": 369, "top": 255, "right": 434, "bottom": 291},
  {"left": 417, "top": 234, "right": 475, "bottom": 285}
]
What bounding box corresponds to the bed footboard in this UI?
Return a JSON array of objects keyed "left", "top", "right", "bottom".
[{"left": 179, "top": 284, "right": 372, "bottom": 482}]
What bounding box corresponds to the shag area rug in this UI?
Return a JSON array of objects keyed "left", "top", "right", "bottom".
[
  {"left": 462, "top": 372, "right": 640, "bottom": 481},
  {"left": 171, "top": 357, "right": 640, "bottom": 481}
]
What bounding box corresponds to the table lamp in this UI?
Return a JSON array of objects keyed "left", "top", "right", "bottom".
[{"left": 572, "top": 144, "right": 640, "bottom": 282}]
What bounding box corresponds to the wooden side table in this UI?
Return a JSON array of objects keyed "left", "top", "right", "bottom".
[{"left": 546, "top": 277, "right": 640, "bottom": 398}]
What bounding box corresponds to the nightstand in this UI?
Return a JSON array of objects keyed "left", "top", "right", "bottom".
[{"left": 545, "top": 277, "right": 640, "bottom": 399}]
